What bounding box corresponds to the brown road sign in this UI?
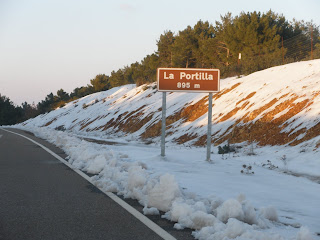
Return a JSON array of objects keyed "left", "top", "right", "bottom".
[{"left": 157, "top": 68, "right": 220, "bottom": 93}]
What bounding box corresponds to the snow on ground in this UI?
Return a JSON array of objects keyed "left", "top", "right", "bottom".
[
  {"left": 10, "top": 125, "right": 320, "bottom": 240},
  {"left": 18, "top": 60, "right": 320, "bottom": 149},
  {"left": 10, "top": 60, "right": 320, "bottom": 239}
]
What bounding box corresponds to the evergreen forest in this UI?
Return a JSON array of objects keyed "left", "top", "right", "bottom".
[{"left": 1, "top": 10, "right": 320, "bottom": 125}]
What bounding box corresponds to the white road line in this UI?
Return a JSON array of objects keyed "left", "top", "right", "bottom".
[{"left": 1, "top": 128, "right": 177, "bottom": 240}]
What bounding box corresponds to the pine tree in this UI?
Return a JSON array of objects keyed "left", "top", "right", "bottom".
[
  {"left": 215, "top": 11, "right": 283, "bottom": 75},
  {"left": 90, "top": 74, "right": 110, "bottom": 92},
  {"left": 172, "top": 26, "right": 198, "bottom": 68},
  {"left": 157, "top": 31, "right": 175, "bottom": 67},
  {"left": 191, "top": 20, "right": 215, "bottom": 68},
  {"left": 56, "top": 89, "right": 69, "bottom": 102},
  {"left": 0, "top": 94, "right": 22, "bottom": 125}
]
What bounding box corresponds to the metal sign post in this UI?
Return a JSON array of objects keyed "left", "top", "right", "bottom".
[
  {"left": 157, "top": 68, "right": 220, "bottom": 161},
  {"left": 206, "top": 93, "right": 213, "bottom": 161},
  {"left": 161, "top": 92, "right": 166, "bottom": 157}
]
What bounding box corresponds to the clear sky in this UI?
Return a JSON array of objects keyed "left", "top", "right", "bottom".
[{"left": 1, "top": 0, "right": 320, "bottom": 105}]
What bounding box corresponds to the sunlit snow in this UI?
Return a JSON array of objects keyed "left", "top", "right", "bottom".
[{"left": 13, "top": 60, "right": 320, "bottom": 239}]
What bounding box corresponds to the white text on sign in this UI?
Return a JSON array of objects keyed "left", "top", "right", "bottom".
[{"left": 164, "top": 72, "right": 214, "bottom": 81}]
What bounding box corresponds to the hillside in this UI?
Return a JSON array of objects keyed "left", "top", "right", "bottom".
[
  {"left": 14, "top": 60, "right": 320, "bottom": 239},
  {"left": 22, "top": 59, "right": 320, "bottom": 149}
]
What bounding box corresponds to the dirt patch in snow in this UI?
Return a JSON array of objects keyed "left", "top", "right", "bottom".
[{"left": 43, "top": 118, "right": 57, "bottom": 127}]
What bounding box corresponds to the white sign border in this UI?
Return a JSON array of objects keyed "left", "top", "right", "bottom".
[{"left": 157, "top": 67, "right": 220, "bottom": 93}]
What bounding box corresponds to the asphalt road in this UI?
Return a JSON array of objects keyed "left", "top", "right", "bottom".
[{"left": 0, "top": 128, "right": 193, "bottom": 240}]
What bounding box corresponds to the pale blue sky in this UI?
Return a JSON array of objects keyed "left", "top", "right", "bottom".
[{"left": 1, "top": 0, "right": 319, "bottom": 105}]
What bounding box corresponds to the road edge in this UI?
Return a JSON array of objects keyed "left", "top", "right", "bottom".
[{"left": 0, "top": 128, "right": 177, "bottom": 240}]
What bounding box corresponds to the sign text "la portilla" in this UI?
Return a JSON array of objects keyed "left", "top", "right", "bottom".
[{"left": 164, "top": 72, "right": 214, "bottom": 81}]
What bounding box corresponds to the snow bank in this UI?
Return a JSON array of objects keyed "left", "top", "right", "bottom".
[
  {"left": 296, "top": 227, "right": 314, "bottom": 240},
  {"left": 194, "top": 218, "right": 282, "bottom": 240},
  {"left": 12, "top": 125, "right": 316, "bottom": 240}
]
